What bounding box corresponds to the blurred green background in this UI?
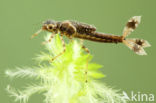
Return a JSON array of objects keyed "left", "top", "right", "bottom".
[{"left": 0, "top": 0, "right": 155, "bottom": 102}]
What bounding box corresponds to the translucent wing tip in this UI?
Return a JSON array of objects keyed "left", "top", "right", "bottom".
[
  {"left": 132, "top": 16, "right": 141, "bottom": 24},
  {"left": 143, "top": 40, "right": 151, "bottom": 48},
  {"left": 133, "top": 44, "right": 147, "bottom": 55}
]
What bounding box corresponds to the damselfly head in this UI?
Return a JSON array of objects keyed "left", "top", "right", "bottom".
[
  {"left": 42, "top": 20, "right": 57, "bottom": 32},
  {"left": 31, "top": 20, "right": 57, "bottom": 39}
]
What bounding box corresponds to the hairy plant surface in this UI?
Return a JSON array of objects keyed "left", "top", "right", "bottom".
[{"left": 6, "top": 33, "right": 127, "bottom": 103}]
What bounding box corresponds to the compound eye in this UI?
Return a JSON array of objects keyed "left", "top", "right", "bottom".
[{"left": 48, "top": 25, "right": 53, "bottom": 30}]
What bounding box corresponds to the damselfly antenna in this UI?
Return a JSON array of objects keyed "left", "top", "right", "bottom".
[{"left": 31, "top": 29, "right": 43, "bottom": 39}]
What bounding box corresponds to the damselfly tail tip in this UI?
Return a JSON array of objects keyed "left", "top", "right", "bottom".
[{"left": 122, "top": 16, "right": 151, "bottom": 55}]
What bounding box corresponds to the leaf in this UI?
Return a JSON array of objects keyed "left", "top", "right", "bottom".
[
  {"left": 6, "top": 33, "right": 127, "bottom": 103},
  {"left": 88, "top": 63, "right": 103, "bottom": 70},
  {"left": 88, "top": 71, "right": 105, "bottom": 79}
]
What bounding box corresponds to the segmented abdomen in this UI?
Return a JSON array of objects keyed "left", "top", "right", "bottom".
[{"left": 74, "top": 32, "right": 123, "bottom": 43}]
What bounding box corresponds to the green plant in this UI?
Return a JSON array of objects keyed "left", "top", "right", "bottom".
[{"left": 6, "top": 33, "right": 127, "bottom": 103}]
